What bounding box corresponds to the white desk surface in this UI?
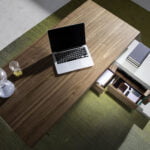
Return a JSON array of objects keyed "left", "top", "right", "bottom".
[{"left": 115, "top": 40, "right": 150, "bottom": 89}]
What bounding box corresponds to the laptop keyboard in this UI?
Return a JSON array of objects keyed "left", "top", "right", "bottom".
[{"left": 55, "top": 47, "right": 88, "bottom": 64}]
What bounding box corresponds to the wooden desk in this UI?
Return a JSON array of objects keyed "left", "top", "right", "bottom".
[{"left": 0, "top": 0, "right": 139, "bottom": 147}]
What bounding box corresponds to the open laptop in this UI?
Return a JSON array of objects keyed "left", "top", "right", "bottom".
[{"left": 48, "top": 23, "right": 94, "bottom": 74}]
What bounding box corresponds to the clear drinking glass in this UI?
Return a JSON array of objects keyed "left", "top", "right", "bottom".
[
  {"left": 0, "top": 68, "right": 7, "bottom": 88},
  {"left": 9, "top": 61, "right": 23, "bottom": 77},
  {"left": 0, "top": 68, "right": 15, "bottom": 98}
]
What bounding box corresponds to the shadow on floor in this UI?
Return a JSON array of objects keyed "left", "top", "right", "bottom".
[
  {"left": 31, "top": 0, "right": 71, "bottom": 13},
  {"left": 31, "top": 0, "right": 87, "bottom": 20},
  {"left": 51, "top": 0, "right": 86, "bottom": 19}
]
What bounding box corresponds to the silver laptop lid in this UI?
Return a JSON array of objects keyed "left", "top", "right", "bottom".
[{"left": 48, "top": 23, "right": 86, "bottom": 52}]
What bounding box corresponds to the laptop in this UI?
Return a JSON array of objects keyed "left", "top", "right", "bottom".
[{"left": 48, "top": 23, "right": 94, "bottom": 74}]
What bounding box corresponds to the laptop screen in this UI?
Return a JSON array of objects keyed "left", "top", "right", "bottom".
[{"left": 48, "top": 23, "right": 86, "bottom": 52}]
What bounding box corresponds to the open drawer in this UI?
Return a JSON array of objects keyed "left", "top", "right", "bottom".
[
  {"left": 106, "top": 68, "right": 146, "bottom": 109},
  {"left": 107, "top": 84, "right": 138, "bottom": 109}
]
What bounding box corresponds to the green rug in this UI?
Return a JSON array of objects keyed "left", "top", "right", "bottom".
[
  {"left": 0, "top": 0, "right": 149, "bottom": 150},
  {"left": 34, "top": 90, "right": 147, "bottom": 150}
]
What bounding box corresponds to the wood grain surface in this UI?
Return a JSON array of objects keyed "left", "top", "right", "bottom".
[{"left": 0, "top": 0, "right": 139, "bottom": 147}]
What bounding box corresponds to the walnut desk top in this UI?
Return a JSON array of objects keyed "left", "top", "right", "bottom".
[{"left": 0, "top": 0, "right": 139, "bottom": 147}]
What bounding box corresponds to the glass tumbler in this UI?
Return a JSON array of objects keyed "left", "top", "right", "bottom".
[{"left": 9, "top": 61, "right": 23, "bottom": 77}]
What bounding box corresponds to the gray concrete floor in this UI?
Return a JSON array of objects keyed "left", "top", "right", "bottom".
[
  {"left": 0, "top": 0, "right": 70, "bottom": 51},
  {"left": 131, "top": 0, "right": 150, "bottom": 11}
]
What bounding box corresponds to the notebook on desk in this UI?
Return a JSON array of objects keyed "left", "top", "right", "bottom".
[
  {"left": 48, "top": 23, "right": 94, "bottom": 74},
  {"left": 134, "top": 53, "right": 150, "bottom": 87},
  {"left": 127, "top": 42, "right": 150, "bottom": 67}
]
